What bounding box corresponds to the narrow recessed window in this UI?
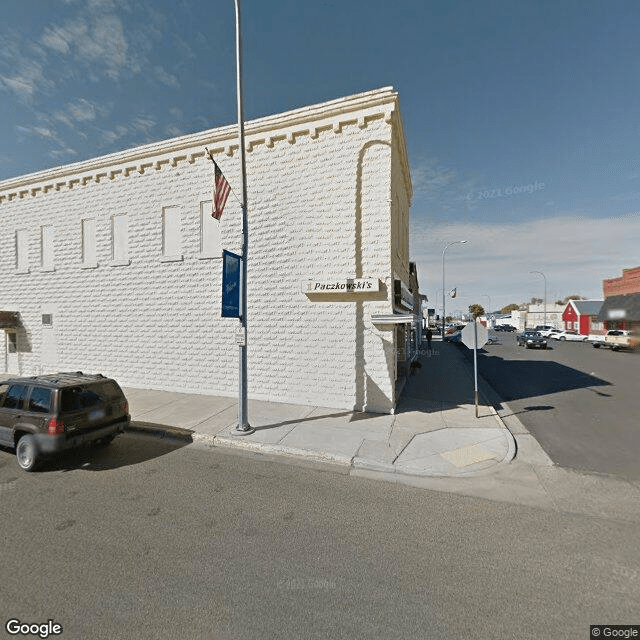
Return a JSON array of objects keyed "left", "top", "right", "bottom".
[
  {"left": 82, "top": 219, "right": 97, "bottom": 267},
  {"left": 162, "top": 206, "right": 182, "bottom": 261},
  {"left": 42, "top": 314, "right": 53, "bottom": 326},
  {"left": 15, "top": 230, "right": 29, "bottom": 272},
  {"left": 199, "top": 201, "right": 221, "bottom": 259},
  {"left": 111, "top": 214, "right": 129, "bottom": 265},
  {"left": 7, "top": 333, "right": 18, "bottom": 355},
  {"left": 41, "top": 225, "right": 54, "bottom": 271}
]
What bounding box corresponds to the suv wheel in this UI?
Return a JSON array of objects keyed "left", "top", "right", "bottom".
[{"left": 16, "top": 434, "right": 38, "bottom": 472}]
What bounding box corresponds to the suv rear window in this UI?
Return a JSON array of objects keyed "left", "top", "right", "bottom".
[
  {"left": 60, "top": 381, "right": 122, "bottom": 413},
  {"left": 28, "top": 387, "right": 53, "bottom": 413}
]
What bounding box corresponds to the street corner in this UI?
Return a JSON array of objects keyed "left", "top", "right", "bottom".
[{"left": 392, "top": 426, "right": 515, "bottom": 477}]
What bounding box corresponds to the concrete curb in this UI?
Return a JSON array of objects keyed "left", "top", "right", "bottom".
[
  {"left": 127, "top": 424, "right": 353, "bottom": 467},
  {"left": 485, "top": 404, "right": 517, "bottom": 465},
  {"left": 209, "top": 434, "right": 353, "bottom": 467},
  {"left": 126, "top": 421, "right": 194, "bottom": 442}
]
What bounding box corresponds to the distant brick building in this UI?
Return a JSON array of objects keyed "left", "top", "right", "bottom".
[
  {"left": 603, "top": 266, "right": 640, "bottom": 297},
  {"left": 598, "top": 267, "right": 640, "bottom": 331},
  {"left": 0, "top": 88, "right": 416, "bottom": 414}
]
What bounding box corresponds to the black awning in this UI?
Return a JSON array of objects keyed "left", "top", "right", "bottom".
[
  {"left": 597, "top": 294, "right": 640, "bottom": 323},
  {"left": 0, "top": 311, "right": 21, "bottom": 329}
]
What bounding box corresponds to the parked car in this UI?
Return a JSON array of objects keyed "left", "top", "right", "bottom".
[
  {"left": 444, "top": 329, "right": 463, "bottom": 343},
  {"left": 494, "top": 324, "right": 517, "bottom": 332},
  {"left": 533, "top": 324, "right": 554, "bottom": 333},
  {"left": 0, "top": 372, "right": 130, "bottom": 471},
  {"left": 538, "top": 328, "right": 562, "bottom": 338},
  {"left": 593, "top": 329, "right": 639, "bottom": 351},
  {"left": 517, "top": 330, "right": 548, "bottom": 349},
  {"left": 551, "top": 330, "right": 588, "bottom": 342}
]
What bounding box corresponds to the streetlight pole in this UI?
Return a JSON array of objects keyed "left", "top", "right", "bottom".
[
  {"left": 442, "top": 240, "right": 467, "bottom": 339},
  {"left": 235, "top": 0, "right": 253, "bottom": 434},
  {"left": 482, "top": 294, "right": 491, "bottom": 317},
  {"left": 530, "top": 271, "right": 547, "bottom": 327}
]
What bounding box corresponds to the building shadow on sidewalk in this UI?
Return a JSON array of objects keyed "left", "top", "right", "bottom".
[{"left": 395, "top": 341, "right": 611, "bottom": 413}]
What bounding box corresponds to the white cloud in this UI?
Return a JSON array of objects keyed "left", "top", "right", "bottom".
[
  {"left": 68, "top": 98, "right": 98, "bottom": 122},
  {"left": 49, "top": 147, "right": 78, "bottom": 160},
  {"left": 411, "top": 157, "right": 480, "bottom": 215},
  {"left": 100, "top": 124, "right": 128, "bottom": 144},
  {"left": 130, "top": 115, "right": 156, "bottom": 132},
  {"left": 41, "top": 14, "right": 132, "bottom": 80},
  {"left": 154, "top": 65, "right": 180, "bottom": 88},
  {"left": 0, "top": 59, "right": 49, "bottom": 100},
  {"left": 165, "top": 125, "right": 185, "bottom": 137},
  {"left": 40, "top": 26, "right": 72, "bottom": 55},
  {"left": 16, "top": 124, "right": 60, "bottom": 143},
  {"left": 411, "top": 213, "right": 640, "bottom": 311}
]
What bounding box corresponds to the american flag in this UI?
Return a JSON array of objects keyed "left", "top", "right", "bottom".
[{"left": 212, "top": 160, "right": 231, "bottom": 220}]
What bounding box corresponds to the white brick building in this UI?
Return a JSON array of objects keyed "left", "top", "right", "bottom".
[{"left": 0, "top": 87, "right": 415, "bottom": 413}]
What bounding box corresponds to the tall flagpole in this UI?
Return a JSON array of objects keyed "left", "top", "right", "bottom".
[{"left": 235, "top": 0, "right": 253, "bottom": 433}]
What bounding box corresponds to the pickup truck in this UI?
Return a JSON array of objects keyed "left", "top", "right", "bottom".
[{"left": 592, "top": 329, "right": 640, "bottom": 351}]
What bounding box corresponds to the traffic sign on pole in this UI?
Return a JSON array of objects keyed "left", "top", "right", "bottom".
[
  {"left": 460, "top": 320, "right": 488, "bottom": 417},
  {"left": 461, "top": 322, "right": 488, "bottom": 349}
]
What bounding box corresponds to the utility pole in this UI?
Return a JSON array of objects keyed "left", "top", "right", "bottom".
[
  {"left": 442, "top": 240, "right": 467, "bottom": 339},
  {"left": 234, "top": 0, "right": 253, "bottom": 434},
  {"left": 530, "top": 271, "right": 547, "bottom": 328}
]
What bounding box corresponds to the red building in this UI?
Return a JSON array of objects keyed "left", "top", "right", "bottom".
[{"left": 562, "top": 300, "right": 604, "bottom": 335}]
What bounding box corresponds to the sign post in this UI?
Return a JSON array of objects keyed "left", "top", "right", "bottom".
[
  {"left": 461, "top": 320, "right": 488, "bottom": 418},
  {"left": 473, "top": 322, "right": 479, "bottom": 417}
]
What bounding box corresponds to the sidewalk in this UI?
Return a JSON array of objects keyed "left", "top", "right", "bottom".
[
  {"left": 124, "top": 339, "right": 640, "bottom": 524},
  {"left": 125, "top": 339, "right": 516, "bottom": 477}
]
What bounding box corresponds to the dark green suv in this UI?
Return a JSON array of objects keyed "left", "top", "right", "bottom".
[{"left": 0, "top": 372, "right": 130, "bottom": 471}]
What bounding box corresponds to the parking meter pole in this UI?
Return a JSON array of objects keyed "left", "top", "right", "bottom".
[{"left": 473, "top": 320, "right": 479, "bottom": 418}]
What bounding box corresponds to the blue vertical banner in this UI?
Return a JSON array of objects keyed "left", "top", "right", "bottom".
[{"left": 221, "top": 249, "right": 242, "bottom": 318}]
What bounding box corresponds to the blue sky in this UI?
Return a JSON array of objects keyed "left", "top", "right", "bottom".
[{"left": 1, "top": 0, "right": 639, "bottom": 313}]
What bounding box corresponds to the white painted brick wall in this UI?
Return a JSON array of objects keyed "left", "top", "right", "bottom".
[{"left": 0, "top": 89, "right": 411, "bottom": 413}]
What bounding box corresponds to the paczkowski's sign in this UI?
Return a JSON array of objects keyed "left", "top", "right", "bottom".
[{"left": 302, "top": 278, "right": 380, "bottom": 293}]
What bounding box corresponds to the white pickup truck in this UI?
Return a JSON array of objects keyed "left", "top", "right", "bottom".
[{"left": 591, "top": 329, "right": 639, "bottom": 351}]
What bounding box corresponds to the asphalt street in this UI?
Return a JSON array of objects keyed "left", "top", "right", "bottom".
[
  {"left": 468, "top": 332, "right": 640, "bottom": 481},
  {"left": 1, "top": 433, "right": 639, "bottom": 640}
]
